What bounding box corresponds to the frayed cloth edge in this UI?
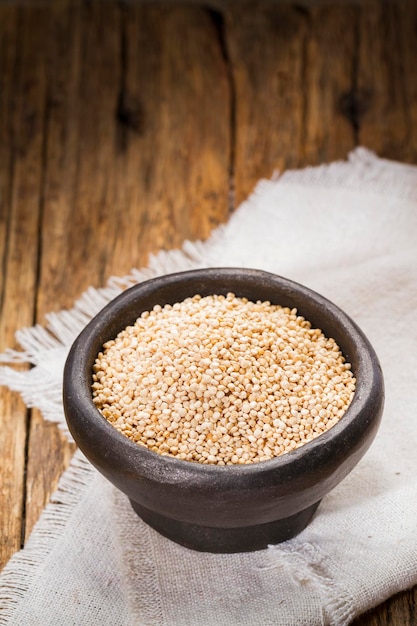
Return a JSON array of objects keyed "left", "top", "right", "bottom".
[
  {"left": 263, "top": 541, "right": 356, "bottom": 626},
  {"left": 0, "top": 451, "right": 95, "bottom": 624}
]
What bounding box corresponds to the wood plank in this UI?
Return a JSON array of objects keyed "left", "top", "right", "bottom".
[
  {"left": 117, "top": 4, "right": 231, "bottom": 249},
  {"left": 32, "top": 0, "right": 83, "bottom": 317},
  {"left": 399, "top": 0, "right": 417, "bottom": 163},
  {"left": 302, "top": 3, "right": 357, "bottom": 164},
  {"left": 224, "top": 3, "right": 307, "bottom": 206},
  {"left": 354, "top": 588, "right": 417, "bottom": 626},
  {"left": 22, "top": 0, "right": 96, "bottom": 539},
  {"left": 357, "top": 0, "right": 417, "bottom": 162},
  {"left": 0, "top": 4, "right": 46, "bottom": 569},
  {"left": 36, "top": 0, "right": 122, "bottom": 314},
  {"left": 23, "top": 1, "right": 231, "bottom": 540},
  {"left": 33, "top": 1, "right": 231, "bottom": 315},
  {"left": 224, "top": 2, "right": 357, "bottom": 207}
]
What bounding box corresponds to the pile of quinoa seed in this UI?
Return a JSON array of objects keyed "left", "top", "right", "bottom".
[{"left": 92, "top": 293, "right": 356, "bottom": 465}]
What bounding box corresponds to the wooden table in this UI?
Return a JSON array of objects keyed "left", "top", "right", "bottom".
[{"left": 1, "top": 0, "right": 416, "bottom": 622}]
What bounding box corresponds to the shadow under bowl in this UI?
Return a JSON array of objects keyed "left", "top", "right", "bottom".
[{"left": 63, "top": 268, "right": 384, "bottom": 553}]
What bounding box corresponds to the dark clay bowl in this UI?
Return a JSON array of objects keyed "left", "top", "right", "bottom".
[{"left": 63, "top": 268, "right": 384, "bottom": 553}]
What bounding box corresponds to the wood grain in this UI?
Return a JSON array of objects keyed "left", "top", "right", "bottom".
[
  {"left": 22, "top": 1, "right": 81, "bottom": 538},
  {"left": 357, "top": 0, "right": 417, "bottom": 162},
  {"left": 32, "top": 0, "right": 231, "bottom": 316},
  {"left": 0, "top": 0, "right": 417, "bottom": 623},
  {"left": 224, "top": 3, "right": 307, "bottom": 206},
  {"left": 0, "top": 4, "right": 46, "bottom": 567},
  {"left": 301, "top": 3, "right": 357, "bottom": 164},
  {"left": 223, "top": 2, "right": 360, "bottom": 207}
]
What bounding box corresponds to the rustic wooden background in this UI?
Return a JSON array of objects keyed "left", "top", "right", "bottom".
[{"left": 1, "top": 0, "right": 416, "bottom": 622}]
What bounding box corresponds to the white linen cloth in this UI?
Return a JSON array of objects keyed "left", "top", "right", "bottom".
[{"left": 1, "top": 148, "right": 417, "bottom": 625}]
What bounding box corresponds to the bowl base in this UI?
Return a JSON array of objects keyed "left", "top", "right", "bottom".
[{"left": 129, "top": 499, "right": 321, "bottom": 553}]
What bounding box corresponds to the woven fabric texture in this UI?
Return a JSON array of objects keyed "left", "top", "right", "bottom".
[{"left": 1, "top": 148, "right": 416, "bottom": 626}]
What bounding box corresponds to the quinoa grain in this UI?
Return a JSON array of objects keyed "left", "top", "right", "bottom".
[{"left": 92, "top": 293, "right": 355, "bottom": 465}]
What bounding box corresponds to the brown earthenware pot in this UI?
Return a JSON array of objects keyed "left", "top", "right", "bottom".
[{"left": 63, "top": 268, "right": 384, "bottom": 553}]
